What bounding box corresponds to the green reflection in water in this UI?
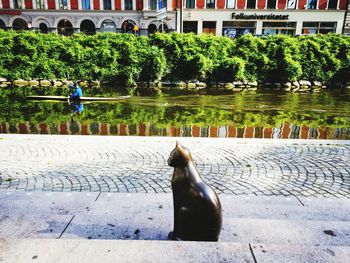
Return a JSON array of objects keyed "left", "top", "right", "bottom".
[{"left": 0, "top": 86, "right": 350, "bottom": 130}]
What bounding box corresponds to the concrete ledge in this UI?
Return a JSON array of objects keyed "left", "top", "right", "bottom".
[
  {"left": 0, "top": 239, "right": 253, "bottom": 263},
  {"left": 1, "top": 239, "right": 349, "bottom": 263}
]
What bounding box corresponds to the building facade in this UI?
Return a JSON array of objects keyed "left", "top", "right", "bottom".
[
  {"left": 0, "top": 0, "right": 176, "bottom": 35},
  {"left": 180, "top": 0, "right": 348, "bottom": 36},
  {"left": 344, "top": 0, "right": 350, "bottom": 34},
  {"left": 0, "top": 0, "right": 348, "bottom": 35}
]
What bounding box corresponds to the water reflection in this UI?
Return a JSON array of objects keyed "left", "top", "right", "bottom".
[
  {"left": 0, "top": 86, "right": 350, "bottom": 139},
  {"left": 1, "top": 122, "right": 350, "bottom": 139},
  {"left": 70, "top": 101, "right": 84, "bottom": 121}
]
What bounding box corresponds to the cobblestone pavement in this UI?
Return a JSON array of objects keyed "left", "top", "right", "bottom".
[{"left": 0, "top": 134, "right": 349, "bottom": 198}]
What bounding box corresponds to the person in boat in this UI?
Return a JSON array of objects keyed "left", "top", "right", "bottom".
[{"left": 69, "top": 81, "right": 83, "bottom": 100}]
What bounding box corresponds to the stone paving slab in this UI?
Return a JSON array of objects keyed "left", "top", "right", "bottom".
[
  {"left": 0, "top": 191, "right": 98, "bottom": 216},
  {"left": 0, "top": 134, "right": 350, "bottom": 197},
  {"left": 0, "top": 214, "right": 73, "bottom": 239},
  {"left": 251, "top": 244, "right": 350, "bottom": 263},
  {"left": 1, "top": 192, "right": 349, "bottom": 247},
  {"left": 0, "top": 239, "right": 254, "bottom": 263},
  {"left": 221, "top": 218, "right": 350, "bottom": 246},
  {"left": 221, "top": 195, "right": 350, "bottom": 221}
]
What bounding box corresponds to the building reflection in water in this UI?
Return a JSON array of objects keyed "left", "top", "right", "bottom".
[{"left": 1, "top": 122, "right": 350, "bottom": 140}]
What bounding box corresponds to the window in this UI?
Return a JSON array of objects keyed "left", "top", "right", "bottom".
[
  {"left": 262, "top": 22, "right": 296, "bottom": 35},
  {"left": 104, "top": 0, "right": 111, "bottom": 10},
  {"left": 82, "top": 0, "right": 90, "bottom": 10},
  {"left": 80, "top": 20, "right": 96, "bottom": 35},
  {"left": 183, "top": 21, "right": 198, "bottom": 33},
  {"left": 36, "top": 0, "right": 45, "bottom": 9},
  {"left": 125, "top": 0, "right": 133, "bottom": 10},
  {"left": 328, "top": 0, "right": 338, "bottom": 9},
  {"left": 39, "top": 23, "right": 48, "bottom": 33},
  {"left": 246, "top": 0, "right": 256, "bottom": 8},
  {"left": 13, "top": 0, "right": 22, "bottom": 8},
  {"left": 226, "top": 0, "right": 235, "bottom": 8},
  {"left": 57, "top": 19, "right": 73, "bottom": 36},
  {"left": 150, "top": 0, "right": 157, "bottom": 9},
  {"left": 302, "top": 22, "right": 337, "bottom": 34},
  {"left": 222, "top": 21, "right": 255, "bottom": 38},
  {"left": 100, "top": 20, "right": 116, "bottom": 32},
  {"left": 267, "top": 0, "right": 276, "bottom": 9},
  {"left": 206, "top": 0, "right": 215, "bottom": 8},
  {"left": 286, "top": 0, "right": 296, "bottom": 8},
  {"left": 203, "top": 21, "right": 216, "bottom": 35},
  {"left": 12, "top": 18, "right": 27, "bottom": 30},
  {"left": 58, "top": 0, "right": 68, "bottom": 9},
  {"left": 186, "top": 0, "right": 195, "bottom": 8},
  {"left": 307, "top": 0, "right": 316, "bottom": 9},
  {"left": 121, "top": 20, "right": 136, "bottom": 33},
  {"left": 158, "top": 0, "right": 166, "bottom": 8}
]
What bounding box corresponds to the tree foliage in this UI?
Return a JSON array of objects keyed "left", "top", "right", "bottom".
[{"left": 0, "top": 31, "right": 350, "bottom": 88}]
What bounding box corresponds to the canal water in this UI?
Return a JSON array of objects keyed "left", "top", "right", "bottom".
[{"left": 0, "top": 86, "right": 350, "bottom": 139}]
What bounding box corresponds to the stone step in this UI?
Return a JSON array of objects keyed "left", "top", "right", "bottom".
[
  {"left": 1, "top": 238, "right": 350, "bottom": 263},
  {"left": 1, "top": 192, "right": 349, "bottom": 246}
]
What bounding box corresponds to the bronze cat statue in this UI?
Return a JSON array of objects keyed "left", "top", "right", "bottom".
[{"left": 168, "top": 142, "right": 222, "bottom": 241}]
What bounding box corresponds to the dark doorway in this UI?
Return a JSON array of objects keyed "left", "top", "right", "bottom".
[
  {"left": 121, "top": 20, "right": 136, "bottom": 34},
  {"left": 12, "top": 18, "right": 28, "bottom": 31},
  {"left": 39, "top": 23, "right": 49, "bottom": 33},
  {"left": 158, "top": 23, "right": 168, "bottom": 33},
  {"left": 148, "top": 24, "right": 157, "bottom": 35},
  {"left": 80, "top": 20, "right": 96, "bottom": 35},
  {"left": 183, "top": 21, "right": 197, "bottom": 34},
  {"left": 57, "top": 19, "right": 73, "bottom": 36}
]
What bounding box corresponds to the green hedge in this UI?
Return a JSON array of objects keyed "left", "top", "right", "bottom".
[{"left": 1, "top": 31, "right": 350, "bottom": 87}]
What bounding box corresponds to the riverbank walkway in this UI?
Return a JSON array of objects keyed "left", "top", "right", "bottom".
[{"left": 0, "top": 134, "right": 349, "bottom": 262}]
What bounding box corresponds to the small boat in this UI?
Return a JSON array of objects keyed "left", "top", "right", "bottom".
[{"left": 26, "top": 95, "right": 131, "bottom": 102}]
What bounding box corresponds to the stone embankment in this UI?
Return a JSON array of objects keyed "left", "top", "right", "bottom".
[
  {"left": 0, "top": 78, "right": 98, "bottom": 88},
  {"left": 0, "top": 77, "right": 347, "bottom": 93},
  {"left": 137, "top": 80, "right": 329, "bottom": 94}
]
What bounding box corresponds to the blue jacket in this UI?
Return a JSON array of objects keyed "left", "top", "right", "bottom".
[{"left": 69, "top": 85, "right": 83, "bottom": 99}]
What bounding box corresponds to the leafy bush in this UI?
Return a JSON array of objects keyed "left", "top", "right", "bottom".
[
  {"left": 0, "top": 31, "right": 350, "bottom": 88},
  {"left": 210, "top": 57, "right": 245, "bottom": 82}
]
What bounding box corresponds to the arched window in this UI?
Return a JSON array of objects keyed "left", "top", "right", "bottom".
[
  {"left": 82, "top": 0, "right": 90, "bottom": 10},
  {"left": 100, "top": 20, "right": 116, "bottom": 32},
  {"left": 39, "top": 23, "right": 49, "bottom": 33},
  {"left": 121, "top": 20, "right": 136, "bottom": 33},
  {"left": 12, "top": 18, "right": 28, "bottom": 30},
  {"left": 148, "top": 24, "right": 157, "bottom": 35},
  {"left": 125, "top": 0, "right": 133, "bottom": 9},
  {"left": 36, "top": 0, "right": 45, "bottom": 9},
  {"left": 103, "top": 0, "right": 112, "bottom": 9},
  {"left": 80, "top": 20, "right": 96, "bottom": 35},
  {"left": 57, "top": 19, "right": 73, "bottom": 36}
]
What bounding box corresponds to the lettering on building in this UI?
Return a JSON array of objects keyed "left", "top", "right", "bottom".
[{"left": 232, "top": 13, "right": 290, "bottom": 20}]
